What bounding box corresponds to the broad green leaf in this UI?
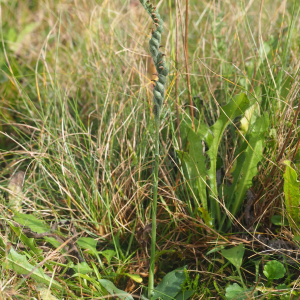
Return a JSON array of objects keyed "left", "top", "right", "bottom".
[
  {"left": 180, "top": 117, "right": 211, "bottom": 142},
  {"left": 36, "top": 285, "right": 59, "bottom": 300},
  {"left": 3, "top": 248, "right": 61, "bottom": 289},
  {"left": 7, "top": 28, "right": 17, "bottom": 42},
  {"left": 293, "top": 235, "right": 300, "bottom": 242},
  {"left": 99, "top": 279, "right": 134, "bottom": 300},
  {"left": 283, "top": 161, "right": 300, "bottom": 228},
  {"left": 187, "top": 128, "right": 208, "bottom": 211},
  {"left": 221, "top": 244, "right": 245, "bottom": 270},
  {"left": 10, "top": 22, "right": 40, "bottom": 52},
  {"left": 152, "top": 267, "right": 186, "bottom": 300},
  {"left": 177, "top": 150, "right": 201, "bottom": 211},
  {"left": 207, "top": 93, "right": 250, "bottom": 225},
  {"left": 225, "top": 283, "right": 250, "bottom": 300},
  {"left": 221, "top": 114, "right": 269, "bottom": 230},
  {"left": 77, "top": 237, "right": 97, "bottom": 255},
  {"left": 7, "top": 171, "right": 25, "bottom": 212},
  {"left": 179, "top": 117, "right": 203, "bottom": 148},
  {"left": 246, "top": 111, "right": 269, "bottom": 136},
  {"left": 206, "top": 93, "right": 250, "bottom": 149},
  {"left": 100, "top": 250, "right": 116, "bottom": 265},
  {"left": 125, "top": 273, "right": 143, "bottom": 283},
  {"left": 271, "top": 215, "right": 289, "bottom": 226},
  {"left": 72, "top": 262, "right": 93, "bottom": 275},
  {"left": 177, "top": 150, "right": 209, "bottom": 219},
  {"left": 43, "top": 237, "right": 62, "bottom": 249},
  {"left": 8, "top": 222, "right": 43, "bottom": 256},
  {"left": 263, "top": 260, "right": 285, "bottom": 280},
  {"left": 13, "top": 213, "right": 50, "bottom": 234},
  {"left": 276, "top": 284, "right": 288, "bottom": 290},
  {"left": 177, "top": 151, "right": 194, "bottom": 184},
  {"left": 8, "top": 222, "right": 53, "bottom": 271}
]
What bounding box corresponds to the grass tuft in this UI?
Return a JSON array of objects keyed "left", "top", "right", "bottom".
[{"left": 0, "top": 0, "right": 300, "bottom": 299}]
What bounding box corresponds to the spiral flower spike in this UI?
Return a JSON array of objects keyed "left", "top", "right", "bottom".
[
  {"left": 139, "top": 1, "right": 169, "bottom": 299},
  {"left": 139, "top": 0, "right": 169, "bottom": 117}
]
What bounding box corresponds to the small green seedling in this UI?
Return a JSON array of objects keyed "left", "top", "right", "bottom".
[
  {"left": 263, "top": 260, "right": 285, "bottom": 282},
  {"left": 270, "top": 215, "right": 289, "bottom": 226},
  {"left": 222, "top": 244, "right": 255, "bottom": 300},
  {"left": 255, "top": 261, "right": 290, "bottom": 298},
  {"left": 221, "top": 244, "right": 246, "bottom": 288},
  {"left": 76, "top": 237, "right": 105, "bottom": 269},
  {"left": 142, "top": 268, "right": 194, "bottom": 300}
]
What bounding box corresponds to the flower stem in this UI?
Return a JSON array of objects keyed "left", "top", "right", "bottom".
[{"left": 148, "top": 115, "right": 160, "bottom": 299}]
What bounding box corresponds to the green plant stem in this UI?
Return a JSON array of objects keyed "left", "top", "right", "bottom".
[
  {"left": 237, "top": 268, "right": 246, "bottom": 289},
  {"left": 148, "top": 115, "right": 160, "bottom": 299},
  {"left": 137, "top": 1, "right": 168, "bottom": 297}
]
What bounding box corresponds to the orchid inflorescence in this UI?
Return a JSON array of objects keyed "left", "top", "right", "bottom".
[
  {"left": 138, "top": 1, "right": 169, "bottom": 298},
  {"left": 139, "top": 0, "right": 168, "bottom": 117}
]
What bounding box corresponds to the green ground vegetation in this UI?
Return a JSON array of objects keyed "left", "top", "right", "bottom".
[{"left": 0, "top": 0, "right": 300, "bottom": 299}]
